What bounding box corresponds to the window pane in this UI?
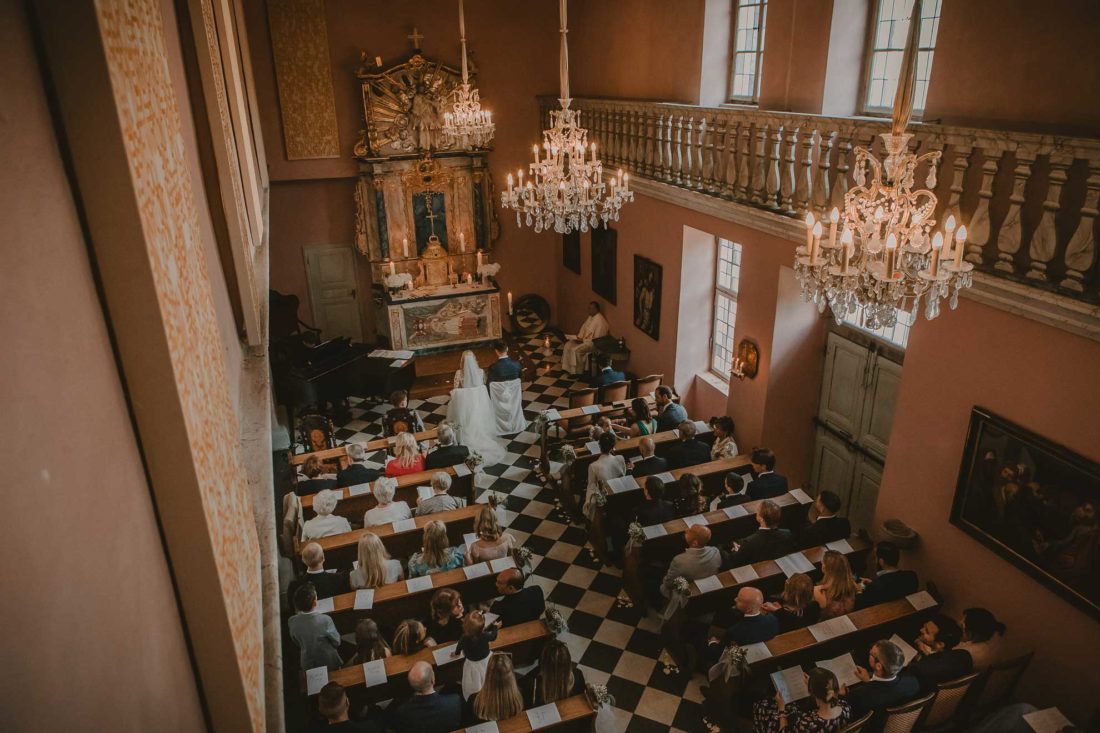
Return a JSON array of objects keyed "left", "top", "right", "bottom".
[
  {"left": 712, "top": 239, "right": 744, "bottom": 378},
  {"left": 730, "top": 0, "right": 767, "bottom": 102},
  {"left": 840, "top": 303, "right": 914, "bottom": 348},
  {"left": 865, "top": 0, "right": 941, "bottom": 114}
]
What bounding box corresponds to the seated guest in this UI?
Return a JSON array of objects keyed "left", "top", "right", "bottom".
[
  {"left": 384, "top": 389, "right": 425, "bottom": 436},
  {"left": 907, "top": 614, "right": 973, "bottom": 692},
  {"left": 654, "top": 384, "right": 688, "bottom": 432},
  {"left": 455, "top": 610, "right": 501, "bottom": 700},
  {"left": 349, "top": 533, "right": 403, "bottom": 589},
  {"left": 957, "top": 607, "right": 1007, "bottom": 671},
  {"left": 392, "top": 619, "right": 434, "bottom": 656},
  {"left": 301, "top": 489, "right": 352, "bottom": 540},
  {"left": 634, "top": 476, "right": 678, "bottom": 526},
  {"left": 427, "top": 588, "right": 465, "bottom": 643},
  {"left": 522, "top": 639, "right": 587, "bottom": 708},
  {"left": 288, "top": 583, "right": 342, "bottom": 671},
  {"left": 297, "top": 455, "right": 338, "bottom": 496},
  {"left": 762, "top": 573, "right": 821, "bottom": 633},
  {"left": 710, "top": 471, "right": 751, "bottom": 511},
  {"left": 466, "top": 505, "right": 516, "bottom": 565},
  {"left": 627, "top": 397, "right": 658, "bottom": 437},
  {"left": 290, "top": 543, "right": 348, "bottom": 600},
  {"left": 814, "top": 550, "right": 859, "bottom": 620},
  {"left": 347, "top": 618, "right": 391, "bottom": 666},
  {"left": 631, "top": 437, "right": 668, "bottom": 478},
  {"left": 800, "top": 490, "right": 852, "bottom": 549},
  {"left": 702, "top": 587, "right": 780, "bottom": 666},
  {"left": 408, "top": 520, "right": 466, "bottom": 577},
  {"left": 665, "top": 420, "right": 712, "bottom": 470},
  {"left": 416, "top": 471, "right": 464, "bottom": 515},
  {"left": 724, "top": 500, "right": 794, "bottom": 567},
  {"left": 469, "top": 653, "right": 525, "bottom": 724},
  {"left": 709, "top": 416, "right": 739, "bottom": 461},
  {"left": 387, "top": 661, "right": 462, "bottom": 733},
  {"left": 424, "top": 425, "right": 470, "bottom": 470},
  {"left": 593, "top": 353, "right": 626, "bottom": 388},
  {"left": 753, "top": 667, "right": 851, "bottom": 733},
  {"left": 856, "top": 541, "right": 918, "bottom": 609},
  {"left": 385, "top": 432, "right": 426, "bottom": 477},
  {"left": 746, "top": 447, "right": 789, "bottom": 500},
  {"left": 363, "top": 476, "right": 412, "bottom": 527},
  {"left": 660, "top": 525, "right": 722, "bottom": 598},
  {"left": 310, "top": 681, "right": 381, "bottom": 733},
  {"left": 337, "top": 443, "right": 380, "bottom": 488},
  {"left": 848, "top": 640, "right": 921, "bottom": 728},
  {"left": 586, "top": 432, "right": 626, "bottom": 506},
  {"left": 589, "top": 415, "right": 628, "bottom": 441},
  {"left": 561, "top": 300, "right": 610, "bottom": 375},
  {"left": 489, "top": 568, "right": 546, "bottom": 627},
  {"left": 674, "top": 472, "right": 707, "bottom": 517}
]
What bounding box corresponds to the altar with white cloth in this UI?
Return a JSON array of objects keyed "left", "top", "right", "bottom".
[{"left": 383, "top": 280, "right": 503, "bottom": 352}]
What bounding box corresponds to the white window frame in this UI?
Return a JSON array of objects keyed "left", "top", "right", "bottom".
[
  {"left": 861, "top": 0, "right": 942, "bottom": 117},
  {"left": 729, "top": 0, "right": 768, "bottom": 103},
  {"left": 839, "top": 303, "right": 915, "bottom": 349},
  {"left": 710, "top": 238, "right": 743, "bottom": 379}
]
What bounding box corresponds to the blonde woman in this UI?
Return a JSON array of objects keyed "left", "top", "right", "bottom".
[
  {"left": 470, "top": 653, "right": 524, "bottom": 723},
  {"left": 465, "top": 504, "right": 515, "bottom": 565},
  {"left": 300, "top": 489, "right": 351, "bottom": 540},
  {"left": 813, "top": 550, "right": 859, "bottom": 620},
  {"left": 385, "top": 431, "right": 425, "bottom": 477},
  {"left": 349, "top": 532, "right": 403, "bottom": 589},
  {"left": 363, "top": 476, "right": 412, "bottom": 527},
  {"left": 408, "top": 520, "right": 465, "bottom": 577}
]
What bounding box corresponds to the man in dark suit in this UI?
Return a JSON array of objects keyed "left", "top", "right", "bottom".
[
  {"left": 592, "top": 353, "right": 626, "bottom": 388},
  {"left": 296, "top": 455, "right": 338, "bottom": 496},
  {"left": 423, "top": 424, "right": 470, "bottom": 469},
  {"left": 906, "top": 615, "right": 973, "bottom": 693},
  {"left": 710, "top": 471, "right": 752, "bottom": 511},
  {"left": 799, "top": 490, "right": 852, "bottom": 548},
  {"left": 633, "top": 476, "right": 678, "bottom": 526},
  {"left": 664, "top": 420, "right": 711, "bottom": 470},
  {"left": 746, "top": 447, "right": 789, "bottom": 500},
  {"left": 849, "top": 640, "right": 922, "bottom": 729},
  {"left": 336, "top": 443, "right": 380, "bottom": 488},
  {"left": 489, "top": 568, "right": 546, "bottom": 627},
  {"left": 486, "top": 341, "right": 523, "bottom": 384},
  {"left": 388, "top": 662, "right": 463, "bottom": 733},
  {"left": 654, "top": 385, "right": 688, "bottom": 432},
  {"left": 288, "top": 543, "right": 349, "bottom": 600},
  {"left": 856, "top": 541, "right": 919, "bottom": 609},
  {"left": 723, "top": 499, "right": 794, "bottom": 568},
  {"left": 310, "top": 682, "right": 382, "bottom": 733},
  {"left": 631, "top": 437, "right": 668, "bottom": 478},
  {"left": 701, "top": 587, "right": 779, "bottom": 667}
]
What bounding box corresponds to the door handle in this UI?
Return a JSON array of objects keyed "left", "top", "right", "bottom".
[{"left": 350, "top": 289, "right": 357, "bottom": 299}]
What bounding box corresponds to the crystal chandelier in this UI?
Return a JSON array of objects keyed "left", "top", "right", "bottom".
[
  {"left": 500, "top": 0, "right": 633, "bottom": 234},
  {"left": 794, "top": 0, "right": 972, "bottom": 328},
  {"left": 442, "top": 0, "right": 494, "bottom": 149}
]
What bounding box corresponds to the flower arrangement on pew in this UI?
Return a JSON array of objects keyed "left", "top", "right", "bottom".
[
  {"left": 464, "top": 450, "right": 484, "bottom": 473},
  {"left": 626, "top": 521, "right": 645, "bottom": 548},
  {"left": 585, "top": 683, "right": 615, "bottom": 709},
  {"left": 543, "top": 605, "right": 569, "bottom": 636},
  {"left": 670, "top": 576, "right": 690, "bottom": 598},
  {"left": 513, "top": 545, "right": 533, "bottom": 574}
]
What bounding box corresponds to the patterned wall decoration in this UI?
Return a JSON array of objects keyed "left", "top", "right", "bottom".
[
  {"left": 96, "top": 0, "right": 264, "bottom": 728},
  {"left": 267, "top": 0, "right": 340, "bottom": 159}
]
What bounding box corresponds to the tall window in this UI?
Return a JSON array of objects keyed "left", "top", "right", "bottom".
[
  {"left": 840, "top": 304, "right": 915, "bottom": 348},
  {"left": 863, "top": 0, "right": 942, "bottom": 115},
  {"left": 711, "top": 239, "right": 744, "bottom": 378},
  {"left": 730, "top": 0, "right": 768, "bottom": 103}
]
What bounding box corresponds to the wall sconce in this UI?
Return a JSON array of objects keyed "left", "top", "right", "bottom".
[{"left": 731, "top": 339, "right": 760, "bottom": 380}]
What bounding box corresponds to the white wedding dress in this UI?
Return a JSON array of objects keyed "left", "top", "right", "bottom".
[{"left": 446, "top": 351, "right": 507, "bottom": 466}]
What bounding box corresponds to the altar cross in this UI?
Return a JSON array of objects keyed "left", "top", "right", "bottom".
[
  {"left": 420, "top": 189, "right": 439, "bottom": 236},
  {"left": 407, "top": 27, "right": 424, "bottom": 51}
]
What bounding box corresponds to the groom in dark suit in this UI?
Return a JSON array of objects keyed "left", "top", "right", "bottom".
[{"left": 486, "top": 342, "right": 522, "bottom": 384}]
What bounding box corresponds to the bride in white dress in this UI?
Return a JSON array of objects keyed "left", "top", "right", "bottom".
[{"left": 446, "top": 350, "right": 507, "bottom": 466}]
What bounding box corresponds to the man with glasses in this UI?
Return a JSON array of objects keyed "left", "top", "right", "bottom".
[{"left": 847, "top": 639, "right": 921, "bottom": 729}]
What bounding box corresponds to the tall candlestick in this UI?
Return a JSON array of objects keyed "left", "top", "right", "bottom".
[
  {"left": 403, "top": 237, "right": 409, "bottom": 258},
  {"left": 460, "top": 232, "right": 466, "bottom": 252},
  {"left": 929, "top": 232, "right": 943, "bottom": 277},
  {"left": 388, "top": 260, "right": 396, "bottom": 276},
  {"left": 954, "top": 225, "right": 967, "bottom": 268},
  {"left": 507, "top": 291, "right": 513, "bottom": 315},
  {"left": 477, "top": 250, "right": 483, "bottom": 269},
  {"left": 828, "top": 207, "right": 839, "bottom": 249}
]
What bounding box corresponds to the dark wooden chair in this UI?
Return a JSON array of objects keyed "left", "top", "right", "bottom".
[
  {"left": 967, "top": 652, "right": 1034, "bottom": 722},
  {"left": 598, "top": 379, "right": 630, "bottom": 405},
  {"left": 839, "top": 711, "right": 875, "bottom": 733},
  {"left": 882, "top": 691, "right": 935, "bottom": 733},
  {"left": 917, "top": 671, "right": 982, "bottom": 731},
  {"left": 296, "top": 413, "right": 336, "bottom": 454},
  {"left": 565, "top": 387, "right": 597, "bottom": 436},
  {"left": 633, "top": 373, "right": 663, "bottom": 398}
]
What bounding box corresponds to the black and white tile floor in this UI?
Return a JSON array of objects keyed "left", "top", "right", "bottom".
[{"left": 318, "top": 335, "right": 703, "bottom": 732}]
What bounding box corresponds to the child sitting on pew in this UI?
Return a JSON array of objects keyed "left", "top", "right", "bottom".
[
  {"left": 453, "top": 609, "right": 502, "bottom": 700},
  {"left": 347, "top": 618, "right": 391, "bottom": 666}
]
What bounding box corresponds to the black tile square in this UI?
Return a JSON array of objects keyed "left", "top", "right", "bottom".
[
  {"left": 579, "top": 640, "right": 626, "bottom": 675},
  {"left": 563, "top": 609, "right": 603, "bottom": 638},
  {"left": 508, "top": 513, "right": 543, "bottom": 533},
  {"left": 672, "top": 699, "right": 705, "bottom": 731},
  {"left": 604, "top": 674, "right": 645, "bottom": 709},
  {"left": 558, "top": 526, "right": 589, "bottom": 545},
  {"left": 521, "top": 534, "right": 557, "bottom": 558},
  {"left": 645, "top": 662, "right": 692, "bottom": 695},
  {"left": 626, "top": 716, "right": 673, "bottom": 733},
  {"left": 605, "top": 601, "right": 645, "bottom": 626},
  {"left": 334, "top": 428, "right": 356, "bottom": 440},
  {"left": 532, "top": 556, "right": 569, "bottom": 580},
  {"left": 482, "top": 463, "right": 514, "bottom": 479},
  {"left": 625, "top": 628, "right": 665, "bottom": 659},
  {"left": 548, "top": 582, "right": 586, "bottom": 608},
  {"left": 589, "top": 571, "right": 623, "bottom": 598}
]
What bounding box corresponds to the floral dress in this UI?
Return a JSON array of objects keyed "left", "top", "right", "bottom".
[{"left": 752, "top": 698, "right": 852, "bottom": 733}]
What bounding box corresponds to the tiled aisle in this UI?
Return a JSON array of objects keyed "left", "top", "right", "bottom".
[{"left": 320, "top": 335, "right": 703, "bottom": 732}]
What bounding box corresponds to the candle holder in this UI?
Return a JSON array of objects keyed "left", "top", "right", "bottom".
[{"left": 730, "top": 339, "right": 760, "bottom": 381}]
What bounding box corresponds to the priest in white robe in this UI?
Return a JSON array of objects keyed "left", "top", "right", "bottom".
[{"left": 562, "top": 301, "right": 610, "bottom": 375}]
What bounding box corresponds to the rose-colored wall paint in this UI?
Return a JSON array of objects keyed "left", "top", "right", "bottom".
[
  {"left": 875, "top": 299, "right": 1100, "bottom": 721},
  {"left": 758, "top": 0, "right": 834, "bottom": 113}
]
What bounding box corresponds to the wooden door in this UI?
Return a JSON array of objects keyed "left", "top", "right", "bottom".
[{"left": 304, "top": 244, "right": 364, "bottom": 341}]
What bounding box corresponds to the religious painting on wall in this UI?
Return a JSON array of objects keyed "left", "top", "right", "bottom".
[
  {"left": 633, "top": 255, "right": 662, "bottom": 340},
  {"left": 563, "top": 230, "right": 581, "bottom": 274},
  {"left": 950, "top": 407, "right": 1100, "bottom": 619},
  {"left": 591, "top": 226, "right": 617, "bottom": 304}
]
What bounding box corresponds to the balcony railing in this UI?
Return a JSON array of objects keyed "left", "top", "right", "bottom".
[{"left": 538, "top": 97, "right": 1100, "bottom": 307}]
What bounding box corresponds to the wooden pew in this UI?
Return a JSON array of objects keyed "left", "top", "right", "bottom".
[
  {"left": 297, "top": 504, "right": 483, "bottom": 568},
  {"left": 450, "top": 693, "right": 597, "bottom": 732},
  {"left": 290, "top": 427, "right": 440, "bottom": 466},
  {"left": 300, "top": 465, "right": 476, "bottom": 520},
  {"left": 620, "top": 490, "right": 812, "bottom": 606},
  {"left": 536, "top": 394, "right": 668, "bottom": 477},
  {"left": 329, "top": 620, "right": 550, "bottom": 707}
]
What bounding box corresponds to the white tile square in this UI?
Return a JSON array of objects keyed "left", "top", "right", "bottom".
[
  {"left": 532, "top": 520, "right": 567, "bottom": 540},
  {"left": 545, "top": 542, "right": 581, "bottom": 563},
  {"left": 595, "top": 620, "right": 636, "bottom": 649},
  {"left": 635, "top": 687, "right": 682, "bottom": 726},
  {"left": 576, "top": 590, "right": 615, "bottom": 617},
  {"left": 611, "top": 650, "right": 657, "bottom": 684},
  {"left": 513, "top": 431, "right": 540, "bottom": 445},
  {"left": 501, "top": 466, "right": 532, "bottom": 482},
  {"left": 558, "top": 631, "right": 591, "bottom": 662},
  {"left": 561, "top": 565, "right": 598, "bottom": 588},
  {"left": 523, "top": 500, "right": 554, "bottom": 519},
  {"left": 511, "top": 482, "right": 542, "bottom": 500}
]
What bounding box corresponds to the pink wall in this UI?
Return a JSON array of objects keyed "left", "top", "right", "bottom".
[
  {"left": 875, "top": 299, "right": 1100, "bottom": 721},
  {"left": 758, "top": 0, "right": 834, "bottom": 113}
]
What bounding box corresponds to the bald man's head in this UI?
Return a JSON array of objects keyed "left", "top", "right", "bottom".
[
  {"left": 639, "top": 437, "right": 655, "bottom": 457},
  {"left": 408, "top": 661, "right": 435, "bottom": 694},
  {"left": 495, "top": 567, "right": 524, "bottom": 595},
  {"left": 685, "top": 524, "right": 712, "bottom": 548},
  {"left": 735, "top": 586, "right": 764, "bottom": 614}
]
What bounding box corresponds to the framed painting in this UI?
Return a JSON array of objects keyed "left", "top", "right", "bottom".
[
  {"left": 591, "top": 226, "right": 617, "bottom": 304},
  {"left": 633, "top": 255, "right": 662, "bottom": 340},
  {"left": 950, "top": 407, "right": 1100, "bottom": 619},
  {"left": 563, "top": 230, "right": 581, "bottom": 274}
]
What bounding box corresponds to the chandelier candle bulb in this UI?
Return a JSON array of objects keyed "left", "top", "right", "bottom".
[
  {"left": 841, "top": 229, "right": 854, "bottom": 274},
  {"left": 812, "top": 222, "right": 823, "bottom": 264},
  {"left": 828, "top": 207, "right": 839, "bottom": 248},
  {"left": 507, "top": 291, "right": 513, "bottom": 314},
  {"left": 886, "top": 233, "right": 898, "bottom": 279},
  {"left": 930, "top": 232, "right": 943, "bottom": 277},
  {"left": 954, "top": 225, "right": 967, "bottom": 268},
  {"left": 804, "top": 213, "right": 815, "bottom": 253}
]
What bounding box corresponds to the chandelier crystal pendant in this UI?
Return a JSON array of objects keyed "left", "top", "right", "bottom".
[
  {"left": 794, "top": 0, "right": 972, "bottom": 328},
  {"left": 442, "top": 0, "right": 495, "bottom": 149},
  {"left": 500, "top": 0, "right": 633, "bottom": 234}
]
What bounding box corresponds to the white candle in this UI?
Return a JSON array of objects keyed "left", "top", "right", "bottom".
[
  {"left": 954, "top": 225, "right": 967, "bottom": 268},
  {"left": 828, "top": 207, "right": 839, "bottom": 248},
  {"left": 403, "top": 237, "right": 409, "bottom": 258},
  {"left": 804, "top": 213, "right": 814, "bottom": 254},
  {"left": 930, "top": 232, "right": 943, "bottom": 277},
  {"left": 460, "top": 232, "right": 466, "bottom": 252},
  {"left": 841, "top": 228, "right": 854, "bottom": 274},
  {"left": 886, "top": 233, "right": 898, "bottom": 278},
  {"left": 388, "top": 260, "right": 396, "bottom": 276},
  {"left": 477, "top": 250, "right": 483, "bottom": 268},
  {"left": 811, "top": 222, "right": 823, "bottom": 265},
  {"left": 507, "top": 291, "right": 513, "bottom": 314}
]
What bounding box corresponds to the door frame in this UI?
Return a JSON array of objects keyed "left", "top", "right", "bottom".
[{"left": 302, "top": 242, "right": 366, "bottom": 342}]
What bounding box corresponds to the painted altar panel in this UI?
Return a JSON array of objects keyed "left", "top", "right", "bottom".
[{"left": 388, "top": 292, "right": 501, "bottom": 351}]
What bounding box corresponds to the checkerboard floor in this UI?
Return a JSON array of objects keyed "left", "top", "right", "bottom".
[{"left": 310, "top": 334, "right": 703, "bottom": 732}]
